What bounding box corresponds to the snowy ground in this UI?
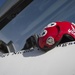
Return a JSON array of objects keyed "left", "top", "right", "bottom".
[{"left": 0, "top": 44, "right": 75, "bottom": 75}]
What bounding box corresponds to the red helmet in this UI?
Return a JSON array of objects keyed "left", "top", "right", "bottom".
[{"left": 38, "top": 21, "right": 75, "bottom": 51}]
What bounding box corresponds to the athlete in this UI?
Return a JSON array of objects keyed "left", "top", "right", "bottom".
[{"left": 22, "top": 21, "right": 75, "bottom": 52}]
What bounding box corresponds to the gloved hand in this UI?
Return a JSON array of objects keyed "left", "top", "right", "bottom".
[{"left": 22, "top": 34, "right": 38, "bottom": 50}]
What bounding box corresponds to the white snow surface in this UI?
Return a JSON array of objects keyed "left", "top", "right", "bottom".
[{"left": 0, "top": 44, "right": 75, "bottom": 75}]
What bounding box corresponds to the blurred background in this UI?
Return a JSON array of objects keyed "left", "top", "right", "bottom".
[{"left": 0, "top": 0, "right": 75, "bottom": 51}]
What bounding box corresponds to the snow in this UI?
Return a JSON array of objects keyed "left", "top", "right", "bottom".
[{"left": 0, "top": 44, "right": 75, "bottom": 75}]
